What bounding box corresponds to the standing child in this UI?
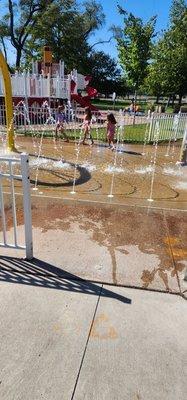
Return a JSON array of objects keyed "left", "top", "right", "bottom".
[
  {"left": 82, "top": 107, "right": 94, "bottom": 145},
  {"left": 55, "top": 105, "right": 69, "bottom": 141},
  {"left": 107, "top": 113, "right": 117, "bottom": 150}
]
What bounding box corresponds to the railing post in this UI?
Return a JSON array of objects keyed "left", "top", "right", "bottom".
[
  {"left": 148, "top": 112, "right": 154, "bottom": 142},
  {"left": 47, "top": 73, "right": 50, "bottom": 97},
  {"left": 20, "top": 153, "right": 33, "bottom": 260},
  {"left": 67, "top": 74, "right": 71, "bottom": 101},
  {"left": 180, "top": 121, "right": 187, "bottom": 164}
]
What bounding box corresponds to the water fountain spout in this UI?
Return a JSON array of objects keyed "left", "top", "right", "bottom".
[
  {"left": 71, "top": 128, "right": 82, "bottom": 194},
  {"left": 108, "top": 127, "right": 120, "bottom": 198},
  {"left": 147, "top": 120, "right": 160, "bottom": 202}
]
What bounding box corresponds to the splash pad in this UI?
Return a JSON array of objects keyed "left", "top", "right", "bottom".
[
  {"left": 0, "top": 48, "right": 186, "bottom": 210},
  {"left": 1, "top": 126, "right": 187, "bottom": 210}
]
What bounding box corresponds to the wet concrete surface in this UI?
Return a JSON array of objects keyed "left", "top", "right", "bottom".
[
  {"left": 1, "top": 197, "right": 186, "bottom": 294},
  {"left": 0, "top": 136, "right": 187, "bottom": 209},
  {"left": 0, "top": 137, "right": 187, "bottom": 293},
  {"left": 1, "top": 136, "right": 187, "bottom": 399}
]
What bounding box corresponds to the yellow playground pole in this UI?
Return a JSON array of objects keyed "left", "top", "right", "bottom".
[{"left": 0, "top": 51, "right": 15, "bottom": 151}]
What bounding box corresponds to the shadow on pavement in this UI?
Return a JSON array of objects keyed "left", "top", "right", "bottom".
[
  {"left": 0, "top": 256, "right": 131, "bottom": 305},
  {"left": 99, "top": 143, "right": 142, "bottom": 156}
]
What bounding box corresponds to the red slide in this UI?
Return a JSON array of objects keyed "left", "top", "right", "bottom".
[
  {"left": 71, "top": 93, "right": 98, "bottom": 111},
  {"left": 71, "top": 77, "right": 99, "bottom": 111}
]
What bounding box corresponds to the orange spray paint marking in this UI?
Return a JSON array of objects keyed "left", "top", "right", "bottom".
[{"left": 90, "top": 313, "right": 118, "bottom": 340}]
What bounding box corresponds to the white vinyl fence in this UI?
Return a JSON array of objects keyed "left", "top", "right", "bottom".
[
  {"left": 0, "top": 72, "right": 70, "bottom": 99},
  {"left": 0, "top": 104, "right": 187, "bottom": 143},
  {"left": 0, "top": 153, "right": 33, "bottom": 259},
  {"left": 148, "top": 113, "right": 187, "bottom": 142}
]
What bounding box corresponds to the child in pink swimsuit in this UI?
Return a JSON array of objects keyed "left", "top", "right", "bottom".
[{"left": 107, "top": 113, "right": 117, "bottom": 150}]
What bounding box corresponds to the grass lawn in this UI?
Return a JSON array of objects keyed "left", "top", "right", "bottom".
[
  {"left": 17, "top": 117, "right": 184, "bottom": 144},
  {"left": 91, "top": 99, "right": 185, "bottom": 114},
  {"left": 91, "top": 125, "right": 147, "bottom": 142},
  {"left": 17, "top": 124, "right": 147, "bottom": 143},
  {"left": 92, "top": 99, "right": 148, "bottom": 112}
]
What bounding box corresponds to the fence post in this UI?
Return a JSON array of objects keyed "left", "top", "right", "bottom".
[
  {"left": 67, "top": 74, "right": 71, "bottom": 101},
  {"left": 47, "top": 73, "right": 50, "bottom": 97},
  {"left": 180, "top": 121, "right": 187, "bottom": 164},
  {"left": 174, "top": 112, "right": 179, "bottom": 140},
  {"left": 20, "top": 153, "right": 33, "bottom": 260},
  {"left": 148, "top": 112, "right": 154, "bottom": 142}
]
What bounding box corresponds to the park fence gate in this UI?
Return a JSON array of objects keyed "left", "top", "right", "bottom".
[{"left": 0, "top": 153, "right": 33, "bottom": 259}]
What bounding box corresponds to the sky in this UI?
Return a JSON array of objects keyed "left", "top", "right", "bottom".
[
  {"left": 1, "top": 0, "right": 173, "bottom": 65},
  {"left": 90, "top": 0, "right": 173, "bottom": 60}
]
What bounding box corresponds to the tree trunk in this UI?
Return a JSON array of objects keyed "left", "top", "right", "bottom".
[
  {"left": 156, "top": 94, "right": 160, "bottom": 104},
  {"left": 166, "top": 96, "right": 171, "bottom": 108},
  {"left": 133, "top": 90, "right": 137, "bottom": 126},
  {"left": 16, "top": 47, "right": 22, "bottom": 70},
  {"left": 178, "top": 94, "right": 183, "bottom": 107},
  {"left": 172, "top": 94, "right": 175, "bottom": 108}
]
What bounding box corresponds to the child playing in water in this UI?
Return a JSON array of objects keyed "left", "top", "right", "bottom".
[
  {"left": 55, "top": 105, "right": 69, "bottom": 141},
  {"left": 106, "top": 113, "right": 117, "bottom": 150},
  {"left": 82, "top": 107, "right": 94, "bottom": 145}
]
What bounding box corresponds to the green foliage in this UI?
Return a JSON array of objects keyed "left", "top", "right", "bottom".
[
  {"left": 0, "top": 0, "right": 105, "bottom": 71},
  {"left": 85, "top": 51, "right": 121, "bottom": 94},
  {"left": 114, "top": 7, "right": 156, "bottom": 91},
  {"left": 146, "top": 0, "right": 187, "bottom": 102},
  {"left": 24, "top": 0, "right": 105, "bottom": 72},
  {"left": 170, "top": 0, "right": 187, "bottom": 27},
  {"left": 0, "top": 0, "right": 63, "bottom": 68}
]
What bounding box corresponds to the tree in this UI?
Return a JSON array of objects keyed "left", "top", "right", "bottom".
[
  {"left": 146, "top": 0, "right": 187, "bottom": 105},
  {"left": 0, "top": 18, "right": 11, "bottom": 69},
  {"left": 24, "top": 0, "right": 105, "bottom": 73},
  {"left": 170, "top": 0, "right": 187, "bottom": 27},
  {"left": 0, "top": 1, "right": 61, "bottom": 68},
  {"left": 0, "top": 0, "right": 105, "bottom": 70},
  {"left": 168, "top": 0, "right": 187, "bottom": 104},
  {"left": 85, "top": 51, "right": 121, "bottom": 95},
  {"left": 144, "top": 38, "right": 170, "bottom": 102},
  {"left": 114, "top": 7, "right": 156, "bottom": 100}
]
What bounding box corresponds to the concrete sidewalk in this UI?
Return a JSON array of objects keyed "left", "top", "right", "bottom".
[
  {"left": 1, "top": 200, "right": 187, "bottom": 294},
  {"left": 0, "top": 266, "right": 186, "bottom": 400}
]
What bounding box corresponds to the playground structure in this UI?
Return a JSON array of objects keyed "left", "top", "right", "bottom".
[
  {"left": 0, "top": 48, "right": 187, "bottom": 279},
  {"left": 0, "top": 47, "right": 98, "bottom": 110},
  {"left": 0, "top": 51, "right": 14, "bottom": 151},
  {"left": 0, "top": 47, "right": 187, "bottom": 162},
  {"left": 0, "top": 47, "right": 101, "bottom": 151}
]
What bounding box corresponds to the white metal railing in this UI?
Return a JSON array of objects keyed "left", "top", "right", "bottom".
[
  {"left": 77, "top": 73, "right": 86, "bottom": 91},
  {"left": 148, "top": 113, "right": 187, "bottom": 142},
  {"left": 0, "top": 72, "right": 70, "bottom": 99},
  {"left": 0, "top": 103, "right": 186, "bottom": 142},
  {"left": 0, "top": 153, "right": 33, "bottom": 259},
  {"left": 0, "top": 104, "right": 76, "bottom": 130}
]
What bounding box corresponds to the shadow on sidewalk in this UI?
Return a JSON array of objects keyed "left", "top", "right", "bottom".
[{"left": 0, "top": 256, "right": 131, "bottom": 305}]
